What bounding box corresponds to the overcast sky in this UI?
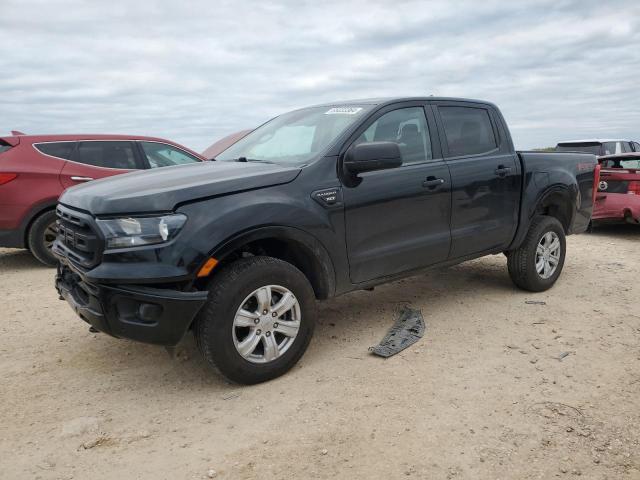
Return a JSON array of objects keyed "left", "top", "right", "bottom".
[{"left": 1, "top": 0, "right": 639, "bottom": 152}]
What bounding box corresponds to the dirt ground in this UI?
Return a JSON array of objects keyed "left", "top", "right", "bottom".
[{"left": 1, "top": 225, "right": 639, "bottom": 480}]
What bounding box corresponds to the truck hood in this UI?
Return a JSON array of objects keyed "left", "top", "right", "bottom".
[{"left": 59, "top": 161, "right": 301, "bottom": 215}]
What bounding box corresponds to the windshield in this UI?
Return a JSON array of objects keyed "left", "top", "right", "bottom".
[
  {"left": 217, "top": 105, "right": 371, "bottom": 166},
  {"left": 555, "top": 143, "right": 601, "bottom": 155}
]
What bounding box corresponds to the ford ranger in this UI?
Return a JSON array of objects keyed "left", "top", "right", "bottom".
[{"left": 53, "top": 97, "right": 599, "bottom": 384}]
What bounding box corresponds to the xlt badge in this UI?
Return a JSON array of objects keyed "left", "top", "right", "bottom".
[{"left": 312, "top": 187, "right": 343, "bottom": 208}]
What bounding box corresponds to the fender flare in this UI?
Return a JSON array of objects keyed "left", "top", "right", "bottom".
[
  {"left": 532, "top": 184, "right": 576, "bottom": 229},
  {"left": 509, "top": 184, "right": 576, "bottom": 250},
  {"left": 209, "top": 225, "right": 337, "bottom": 299}
]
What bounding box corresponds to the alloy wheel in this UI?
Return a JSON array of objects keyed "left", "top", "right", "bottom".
[
  {"left": 232, "top": 285, "right": 301, "bottom": 364},
  {"left": 43, "top": 222, "right": 58, "bottom": 250},
  {"left": 535, "top": 231, "right": 561, "bottom": 279}
]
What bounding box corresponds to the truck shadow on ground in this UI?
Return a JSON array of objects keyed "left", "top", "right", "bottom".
[
  {"left": 0, "top": 248, "right": 46, "bottom": 271},
  {"left": 70, "top": 257, "right": 516, "bottom": 391}
]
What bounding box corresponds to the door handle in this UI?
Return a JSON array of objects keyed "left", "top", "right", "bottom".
[
  {"left": 494, "top": 165, "right": 512, "bottom": 177},
  {"left": 70, "top": 176, "right": 94, "bottom": 182},
  {"left": 422, "top": 177, "right": 445, "bottom": 189}
]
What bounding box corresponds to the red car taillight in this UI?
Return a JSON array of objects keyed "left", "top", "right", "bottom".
[
  {"left": 592, "top": 164, "right": 601, "bottom": 204},
  {"left": 0, "top": 173, "right": 18, "bottom": 185},
  {"left": 628, "top": 181, "right": 640, "bottom": 195}
]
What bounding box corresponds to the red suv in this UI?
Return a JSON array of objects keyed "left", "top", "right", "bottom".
[{"left": 0, "top": 134, "right": 205, "bottom": 265}]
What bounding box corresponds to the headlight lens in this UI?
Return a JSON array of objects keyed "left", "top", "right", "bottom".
[{"left": 96, "top": 214, "right": 187, "bottom": 249}]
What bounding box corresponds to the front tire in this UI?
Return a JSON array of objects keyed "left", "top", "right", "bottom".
[
  {"left": 27, "top": 210, "right": 59, "bottom": 267},
  {"left": 194, "top": 256, "right": 316, "bottom": 384},
  {"left": 507, "top": 216, "right": 566, "bottom": 292}
]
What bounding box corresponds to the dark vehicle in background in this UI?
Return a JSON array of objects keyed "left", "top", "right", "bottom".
[
  {"left": 594, "top": 153, "right": 640, "bottom": 225},
  {"left": 556, "top": 139, "right": 640, "bottom": 156},
  {"left": 0, "top": 134, "right": 204, "bottom": 266},
  {"left": 53, "top": 97, "right": 599, "bottom": 384}
]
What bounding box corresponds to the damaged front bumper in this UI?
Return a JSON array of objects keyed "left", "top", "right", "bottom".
[{"left": 55, "top": 264, "right": 208, "bottom": 346}]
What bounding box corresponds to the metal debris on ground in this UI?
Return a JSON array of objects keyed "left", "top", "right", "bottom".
[
  {"left": 557, "top": 351, "right": 571, "bottom": 360},
  {"left": 525, "top": 300, "right": 547, "bottom": 305},
  {"left": 369, "top": 306, "right": 425, "bottom": 358}
]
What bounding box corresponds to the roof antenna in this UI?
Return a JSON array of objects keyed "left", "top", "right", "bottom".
[{"left": 11, "top": 130, "right": 26, "bottom": 136}]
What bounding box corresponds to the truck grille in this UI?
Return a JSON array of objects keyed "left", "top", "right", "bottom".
[{"left": 55, "top": 205, "right": 102, "bottom": 268}]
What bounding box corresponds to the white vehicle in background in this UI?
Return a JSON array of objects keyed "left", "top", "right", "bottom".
[{"left": 555, "top": 139, "right": 640, "bottom": 156}]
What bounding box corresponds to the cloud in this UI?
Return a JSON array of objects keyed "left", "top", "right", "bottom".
[{"left": 1, "top": 0, "right": 639, "bottom": 151}]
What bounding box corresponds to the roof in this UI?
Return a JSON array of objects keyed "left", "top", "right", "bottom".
[
  {"left": 558, "top": 139, "right": 632, "bottom": 144},
  {"left": 0, "top": 133, "right": 205, "bottom": 159},
  {"left": 2, "top": 133, "right": 180, "bottom": 142},
  {"left": 306, "top": 96, "right": 498, "bottom": 109}
]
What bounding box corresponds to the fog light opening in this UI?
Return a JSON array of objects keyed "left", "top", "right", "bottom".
[{"left": 138, "top": 303, "right": 163, "bottom": 322}]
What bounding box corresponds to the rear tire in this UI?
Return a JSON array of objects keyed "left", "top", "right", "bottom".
[
  {"left": 27, "top": 210, "right": 58, "bottom": 267},
  {"left": 507, "top": 215, "right": 566, "bottom": 292},
  {"left": 194, "top": 256, "right": 316, "bottom": 384}
]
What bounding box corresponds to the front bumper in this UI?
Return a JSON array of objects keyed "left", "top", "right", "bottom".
[
  {"left": 55, "top": 263, "right": 208, "bottom": 346},
  {"left": 593, "top": 194, "right": 640, "bottom": 224}
]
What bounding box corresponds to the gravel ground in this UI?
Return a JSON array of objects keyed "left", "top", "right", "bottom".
[{"left": 1, "top": 225, "right": 639, "bottom": 480}]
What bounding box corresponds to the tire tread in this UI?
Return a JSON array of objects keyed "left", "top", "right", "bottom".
[
  {"left": 507, "top": 215, "right": 566, "bottom": 292},
  {"left": 194, "top": 256, "right": 315, "bottom": 384}
]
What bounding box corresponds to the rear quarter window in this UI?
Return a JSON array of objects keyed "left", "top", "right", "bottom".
[
  {"left": 34, "top": 142, "right": 76, "bottom": 160},
  {"left": 439, "top": 106, "right": 497, "bottom": 157}
]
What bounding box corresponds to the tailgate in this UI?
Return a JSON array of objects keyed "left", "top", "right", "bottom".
[
  {"left": 598, "top": 169, "right": 639, "bottom": 194},
  {"left": 597, "top": 153, "right": 640, "bottom": 194}
]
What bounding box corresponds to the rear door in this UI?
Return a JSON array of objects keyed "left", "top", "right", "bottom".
[
  {"left": 432, "top": 102, "right": 520, "bottom": 258},
  {"left": 342, "top": 102, "right": 452, "bottom": 283},
  {"left": 60, "top": 140, "right": 143, "bottom": 188}
]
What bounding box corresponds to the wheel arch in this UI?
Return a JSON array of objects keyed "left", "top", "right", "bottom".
[
  {"left": 204, "top": 226, "right": 336, "bottom": 300},
  {"left": 22, "top": 199, "right": 58, "bottom": 247},
  {"left": 532, "top": 186, "right": 575, "bottom": 234},
  {"left": 508, "top": 183, "right": 576, "bottom": 252}
]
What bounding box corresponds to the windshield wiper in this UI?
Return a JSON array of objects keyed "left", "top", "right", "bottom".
[{"left": 232, "top": 157, "right": 277, "bottom": 164}]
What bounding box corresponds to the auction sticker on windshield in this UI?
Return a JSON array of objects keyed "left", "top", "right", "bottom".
[{"left": 325, "top": 107, "right": 363, "bottom": 115}]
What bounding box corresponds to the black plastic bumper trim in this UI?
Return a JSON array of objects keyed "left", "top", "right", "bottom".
[{"left": 56, "top": 266, "right": 208, "bottom": 346}]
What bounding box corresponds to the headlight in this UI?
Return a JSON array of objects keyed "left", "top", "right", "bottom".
[{"left": 96, "top": 214, "right": 187, "bottom": 249}]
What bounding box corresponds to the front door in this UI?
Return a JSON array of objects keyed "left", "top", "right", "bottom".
[{"left": 342, "top": 104, "right": 452, "bottom": 283}]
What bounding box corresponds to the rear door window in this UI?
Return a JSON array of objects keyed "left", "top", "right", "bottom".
[
  {"left": 439, "top": 106, "right": 497, "bottom": 157},
  {"left": 34, "top": 142, "right": 76, "bottom": 160},
  {"left": 139, "top": 142, "right": 201, "bottom": 168},
  {"left": 602, "top": 142, "right": 618, "bottom": 155},
  {"left": 76, "top": 141, "right": 138, "bottom": 169}
]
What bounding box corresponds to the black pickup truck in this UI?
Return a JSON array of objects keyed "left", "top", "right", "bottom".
[{"left": 54, "top": 97, "right": 598, "bottom": 384}]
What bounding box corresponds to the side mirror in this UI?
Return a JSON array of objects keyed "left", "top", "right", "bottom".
[{"left": 344, "top": 141, "right": 402, "bottom": 175}]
